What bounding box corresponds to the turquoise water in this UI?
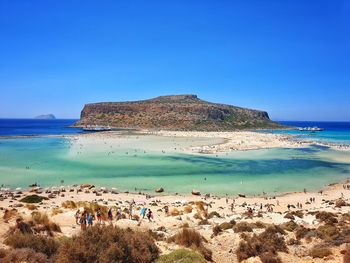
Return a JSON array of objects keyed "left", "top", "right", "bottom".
[
  {"left": 1, "top": 135, "right": 349, "bottom": 196},
  {"left": 268, "top": 121, "right": 350, "bottom": 145}
]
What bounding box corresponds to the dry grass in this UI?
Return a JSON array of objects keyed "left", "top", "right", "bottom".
[
  {"left": 0, "top": 248, "right": 47, "bottom": 263},
  {"left": 7, "top": 212, "right": 61, "bottom": 237},
  {"left": 344, "top": 245, "right": 350, "bottom": 263},
  {"left": 4, "top": 233, "right": 59, "bottom": 257},
  {"left": 291, "top": 210, "right": 304, "bottom": 218},
  {"left": 198, "top": 219, "right": 210, "bottom": 225},
  {"left": 51, "top": 208, "right": 63, "bottom": 216},
  {"left": 286, "top": 238, "right": 300, "bottom": 245},
  {"left": 236, "top": 224, "right": 287, "bottom": 262},
  {"left": 168, "top": 228, "right": 212, "bottom": 261},
  {"left": 207, "top": 211, "right": 221, "bottom": 219},
  {"left": 233, "top": 222, "right": 254, "bottom": 233},
  {"left": 219, "top": 221, "right": 234, "bottom": 230},
  {"left": 309, "top": 245, "right": 332, "bottom": 258},
  {"left": 194, "top": 201, "right": 206, "bottom": 212},
  {"left": 61, "top": 201, "right": 108, "bottom": 218},
  {"left": 61, "top": 200, "right": 77, "bottom": 209},
  {"left": 3, "top": 209, "right": 17, "bottom": 221},
  {"left": 183, "top": 205, "right": 193, "bottom": 213},
  {"left": 281, "top": 220, "right": 298, "bottom": 232},
  {"left": 170, "top": 208, "right": 181, "bottom": 216},
  {"left": 316, "top": 224, "right": 339, "bottom": 241},
  {"left": 193, "top": 213, "right": 203, "bottom": 220},
  {"left": 294, "top": 225, "right": 312, "bottom": 240},
  {"left": 25, "top": 204, "right": 38, "bottom": 210},
  {"left": 181, "top": 222, "right": 190, "bottom": 228},
  {"left": 30, "top": 212, "right": 61, "bottom": 235},
  {"left": 259, "top": 251, "right": 282, "bottom": 263},
  {"left": 55, "top": 225, "right": 159, "bottom": 263},
  {"left": 212, "top": 225, "right": 222, "bottom": 236},
  {"left": 254, "top": 221, "right": 267, "bottom": 229},
  {"left": 315, "top": 211, "right": 338, "bottom": 225},
  {"left": 335, "top": 198, "right": 347, "bottom": 208}
]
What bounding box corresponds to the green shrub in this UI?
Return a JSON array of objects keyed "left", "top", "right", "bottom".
[
  {"left": 168, "top": 228, "right": 212, "bottom": 261},
  {"left": 156, "top": 249, "right": 207, "bottom": 263},
  {"left": 20, "top": 195, "right": 48, "bottom": 203}
]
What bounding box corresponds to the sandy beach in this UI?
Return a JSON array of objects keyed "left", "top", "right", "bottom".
[
  {"left": 1, "top": 180, "right": 349, "bottom": 262},
  {"left": 66, "top": 129, "right": 350, "bottom": 154}
]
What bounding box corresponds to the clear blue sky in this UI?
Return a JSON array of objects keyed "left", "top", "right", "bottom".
[{"left": 0, "top": 0, "right": 349, "bottom": 121}]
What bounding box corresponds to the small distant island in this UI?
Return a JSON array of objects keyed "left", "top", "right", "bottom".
[
  {"left": 74, "top": 94, "right": 284, "bottom": 131},
  {"left": 34, "top": 114, "right": 56, "bottom": 120}
]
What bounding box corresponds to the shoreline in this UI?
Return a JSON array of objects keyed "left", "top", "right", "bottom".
[{"left": 2, "top": 177, "right": 350, "bottom": 200}]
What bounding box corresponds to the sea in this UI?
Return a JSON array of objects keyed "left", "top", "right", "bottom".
[{"left": 0, "top": 119, "right": 349, "bottom": 196}]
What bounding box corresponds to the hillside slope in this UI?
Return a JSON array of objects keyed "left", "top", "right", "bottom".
[{"left": 74, "top": 95, "right": 283, "bottom": 131}]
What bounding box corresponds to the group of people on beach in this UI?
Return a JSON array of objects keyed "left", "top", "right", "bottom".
[
  {"left": 75, "top": 208, "right": 104, "bottom": 230},
  {"left": 74, "top": 203, "right": 154, "bottom": 230}
]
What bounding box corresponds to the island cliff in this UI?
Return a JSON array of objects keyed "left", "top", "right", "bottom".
[{"left": 74, "top": 95, "right": 283, "bottom": 131}]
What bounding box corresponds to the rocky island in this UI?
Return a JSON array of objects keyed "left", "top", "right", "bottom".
[
  {"left": 74, "top": 94, "right": 283, "bottom": 130},
  {"left": 34, "top": 114, "right": 56, "bottom": 120}
]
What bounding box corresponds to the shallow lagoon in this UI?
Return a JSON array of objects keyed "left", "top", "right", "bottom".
[{"left": 1, "top": 134, "right": 350, "bottom": 196}]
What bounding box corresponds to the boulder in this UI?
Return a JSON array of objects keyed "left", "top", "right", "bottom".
[
  {"left": 191, "top": 190, "right": 201, "bottom": 196},
  {"left": 155, "top": 187, "right": 164, "bottom": 193}
]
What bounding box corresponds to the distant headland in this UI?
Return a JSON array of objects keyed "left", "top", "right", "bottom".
[
  {"left": 34, "top": 114, "right": 56, "bottom": 120},
  {"left": 74, "top": 94, "right": 284, "bottom": 131}
]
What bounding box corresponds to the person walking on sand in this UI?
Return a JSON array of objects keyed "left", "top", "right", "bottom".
[
  {"left": 129, "top": 200, "right": 135, "bottom": 219},
  {"left": 75, "top": 209, "right": 80, "bottom": 225},
  {"left": 164, "top": 206, "right": 169, "bottom": 215},
  {"left": 147, "top": 209, "right": 153, "bottom": 222},
  {"left": 96, "top": 208, "right": 102, "bottom": 224},
  {"left": 107, "top": 208, "right": 113, "bottom": 224},
  {"left": 116, "top": 209, "right": 121, "bottom": 221},
  {"left": 140, "top": 207, "right": 146, "bottom": 219},
  {"left": 80, "top": 212, "right": 87, "bottom": 230},
  {"left": 87, "top": 212, "right": 94, "bottom": 227}
]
